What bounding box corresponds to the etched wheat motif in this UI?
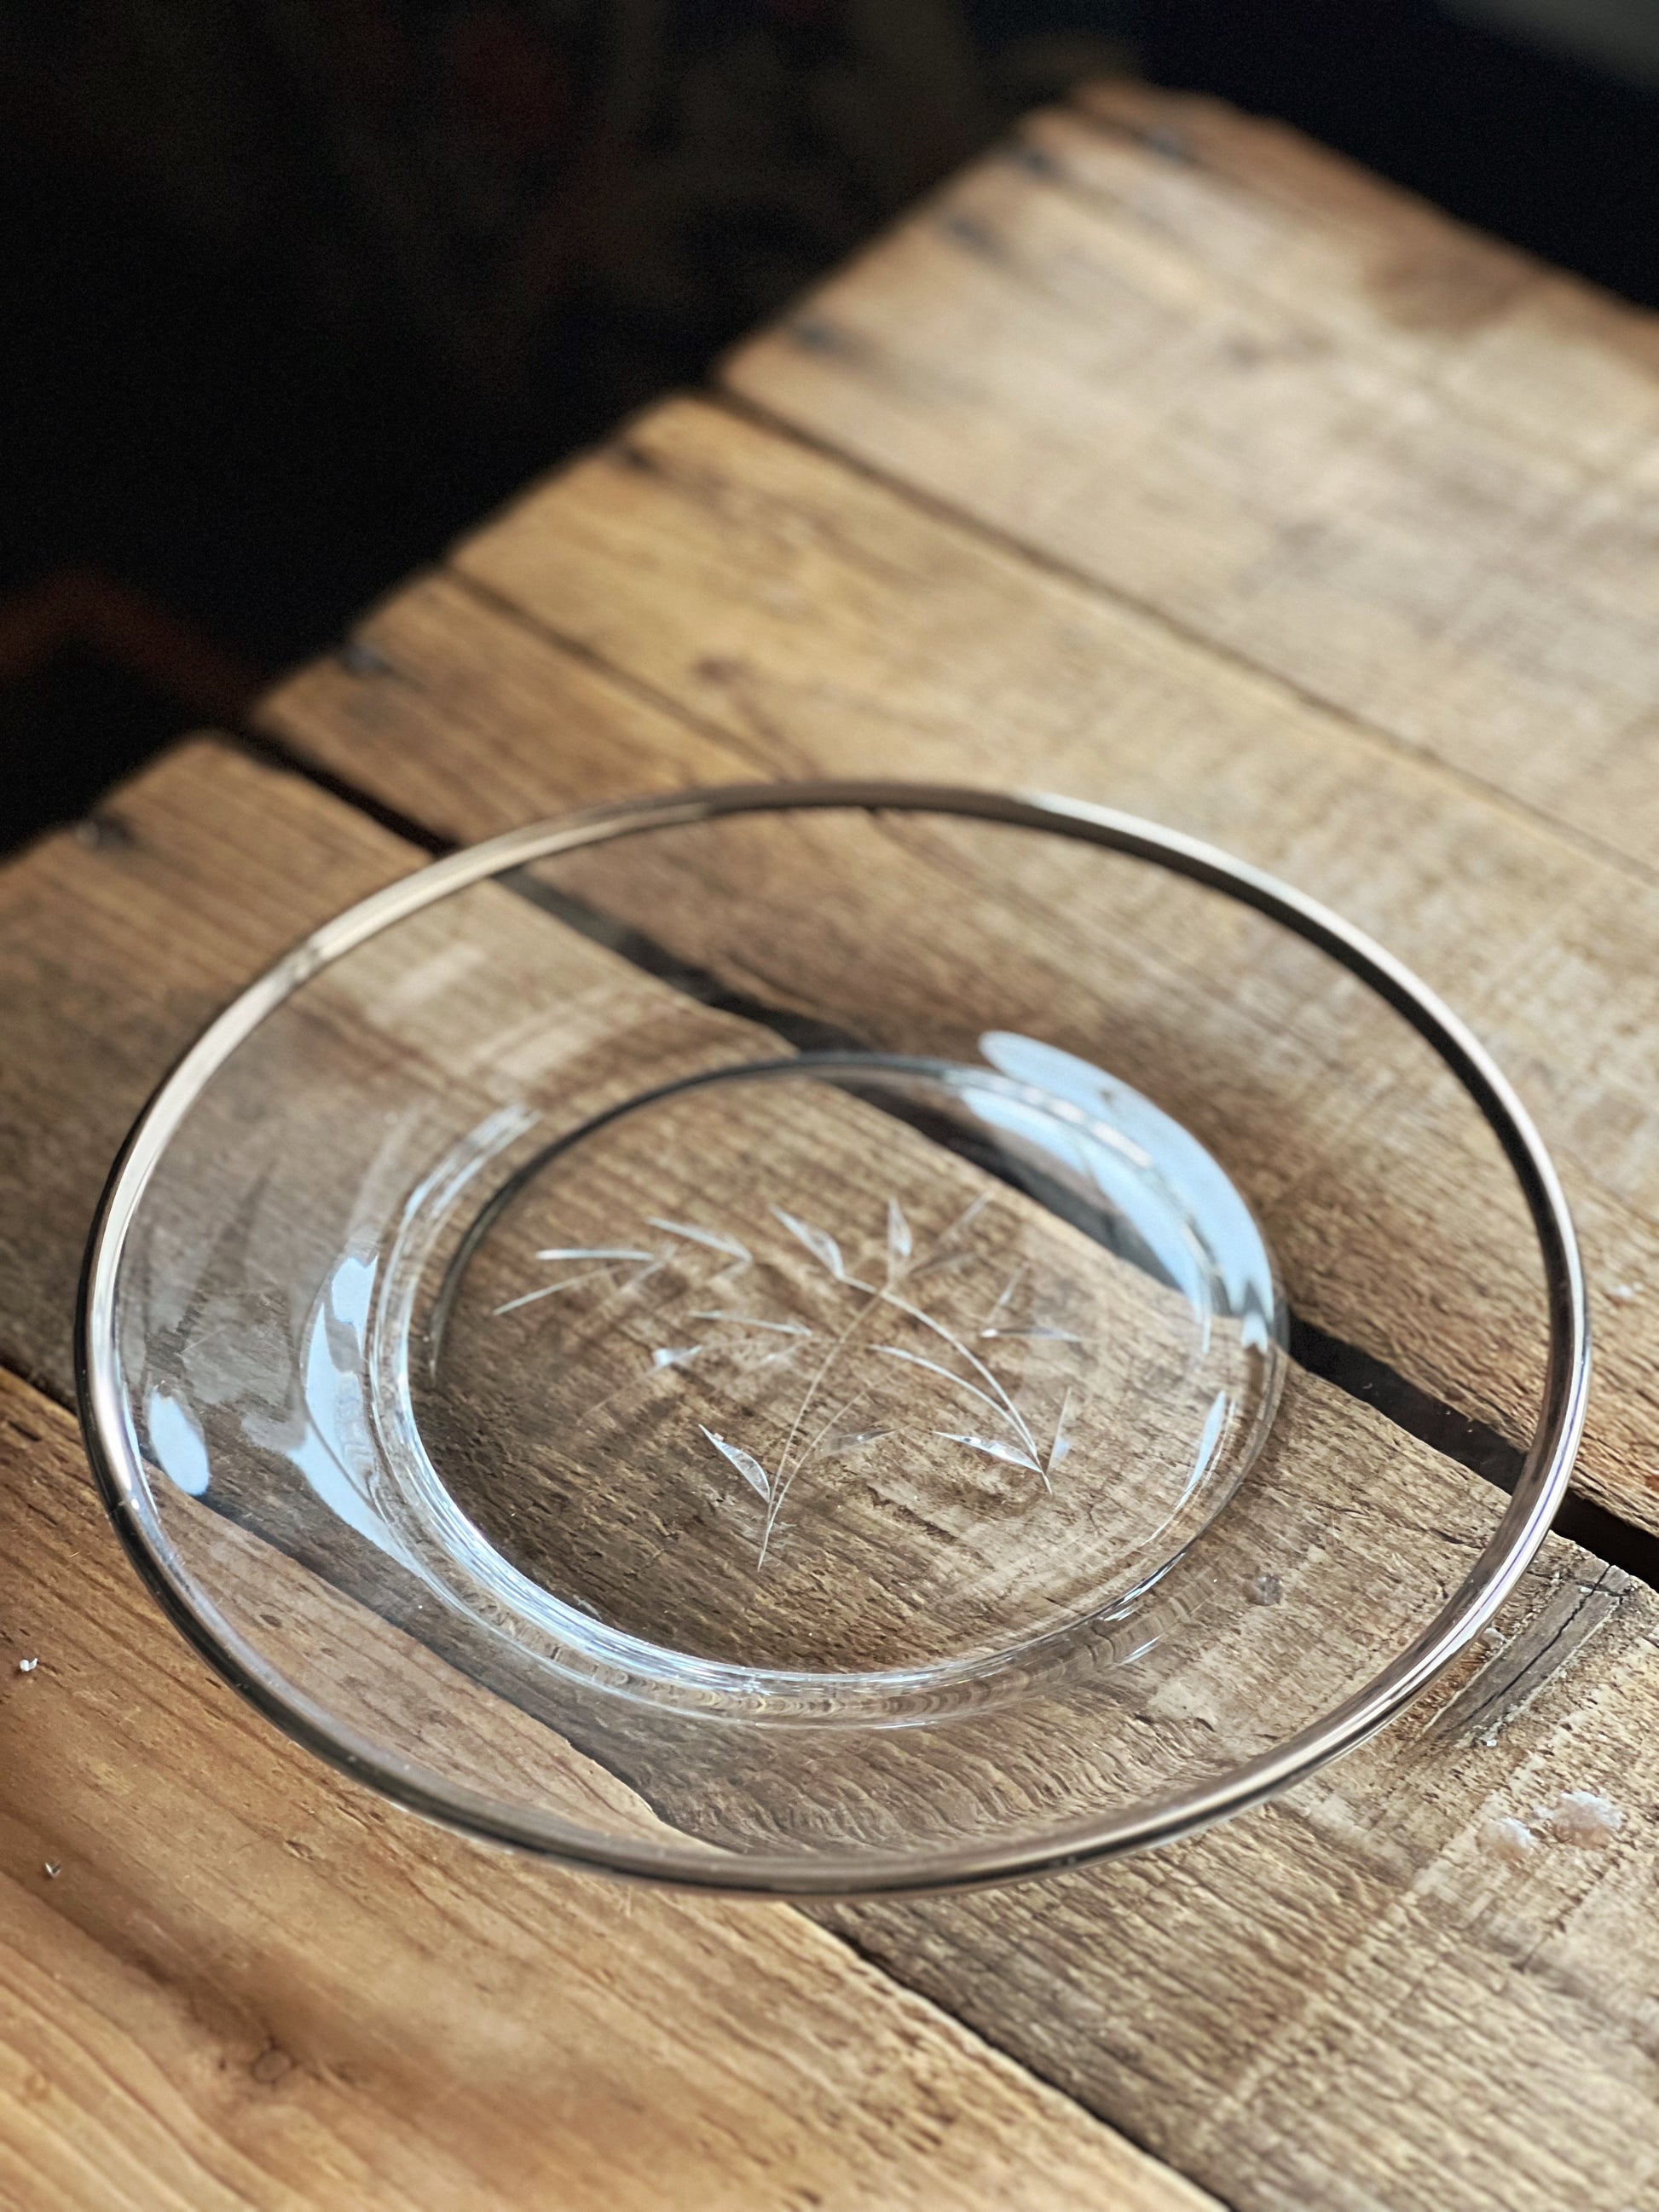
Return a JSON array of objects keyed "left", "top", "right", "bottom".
[{"left": 500, "top": 1188, "right": 1073, "bottom": 1566}]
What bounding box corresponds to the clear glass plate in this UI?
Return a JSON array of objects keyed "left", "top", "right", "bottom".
[{"left": 79, "top": 785, "right": 1587, "bottom": 1892}]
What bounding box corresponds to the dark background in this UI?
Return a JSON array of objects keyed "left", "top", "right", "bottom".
[{"left": 6, "top": 0, "right": 1659, "bottom": 851}]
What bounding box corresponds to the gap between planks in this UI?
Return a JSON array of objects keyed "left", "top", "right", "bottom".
[
  {"left": 709, "top": 376, "right": 1659, "bottom": 904},
  {"left": 720, "top": 83, "right": 1659, "bottom": 891}
]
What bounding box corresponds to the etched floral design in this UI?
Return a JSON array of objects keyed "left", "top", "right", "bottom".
[{"left": 494, "top": 1188, "right": 1084, "bottom": 1566}]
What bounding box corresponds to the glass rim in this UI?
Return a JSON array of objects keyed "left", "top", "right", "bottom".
[{"left": 76, "top": 779, "right": 1592, "bottom": 1897}]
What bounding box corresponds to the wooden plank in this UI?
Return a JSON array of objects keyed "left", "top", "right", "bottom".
[
  {"left": 830, "top": 1550, "right": 1659, "bottom": 2212},
  {"left": 722, "top": 81, "right": 1659, "bottom": 878},
  {"left": 0, "top": 741, "right": 419, "bottom": 1401},
  {"left": 263, "top": 407, "right": 1659, "bottom": 1540},
  {"left": 0, "top": 1366, "right": 1212, "bottom": 2212}
]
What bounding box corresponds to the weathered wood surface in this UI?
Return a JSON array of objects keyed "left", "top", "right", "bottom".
[
  {"left": 0, "top": 711, "right": 1646, "bottom": 2212},
  {"left": 266, "top": 401, "right": 1659, "bottom": 1539},
  {"left": 835, "top": 1566, "right": 1659, "bottom": 2212},
  {"left": 0, "top": 1366, "right": 1212, "bottom": 2212},
  {"left": 727, "top": 79, "right": 1659, "bottom": 880},
  {"left": 0, "top": 743, "right": 418, "bottom": 1401},
  {"left": 250, "top": 86, "right": 1659, "bottom": 2211},
  {"left": 10, "top": 77, "right": 1659, "bottom": 2212}
]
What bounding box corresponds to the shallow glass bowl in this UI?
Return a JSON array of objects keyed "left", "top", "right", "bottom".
[{"left": 78, "top": 784, "right": 1587, "bottom": 1893}]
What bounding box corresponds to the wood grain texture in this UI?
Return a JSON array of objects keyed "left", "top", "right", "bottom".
[
  {"left": 18, "top": 672, "right": 1655, "bottom": 2212},
  {"left": 0, "top": 1366, "right": 1213, "bottom": 2212},
  {"left": 725, "top": 80, "right": 1659, "bottom": 880},
  {"left": 22, "top": 84, "right": 1659, "bottom": 2212},
  {"left": 263, "top": 407, "right": 1659, "bottom": 1537},
  {"left": 0, "top": 741, "right": 419, "bottom": 1401},
  {"left": 831, "top": 1547, "right": 1659, "bottom": 2212}
]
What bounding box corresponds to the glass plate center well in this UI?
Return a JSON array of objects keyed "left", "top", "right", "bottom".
[{"left": 385, "top": 1041, "right": 1284, "bottom": 1697}]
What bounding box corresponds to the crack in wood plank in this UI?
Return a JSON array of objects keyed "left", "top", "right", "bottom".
[{"left": 1428, "top": 1559, "right": 1638, "bottom": 1747}]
